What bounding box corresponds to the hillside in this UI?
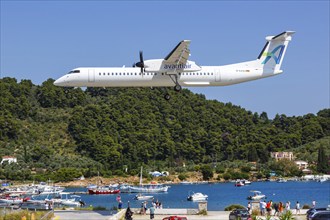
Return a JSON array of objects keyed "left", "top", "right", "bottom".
[{"left": 0, "top": 77, "right": 329, "bottom": 181}]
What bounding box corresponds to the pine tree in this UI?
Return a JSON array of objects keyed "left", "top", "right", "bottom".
[{"left": 317, "top": 145, "right": 329, "bottom": 173}]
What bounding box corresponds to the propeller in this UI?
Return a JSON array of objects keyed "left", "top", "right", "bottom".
[{"left": 134, "top": 51, "right": 145, "bottom": 73}]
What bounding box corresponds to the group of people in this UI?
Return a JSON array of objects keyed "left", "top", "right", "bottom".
[
  {"left": 255, "top": 200, "right": 316, "bottom": 216},
  {"left": 140, "top": 200, "right": 162, "bottom": 219},
  {"left": 257, "top": 200, "right": 297, "bottom": 216}
]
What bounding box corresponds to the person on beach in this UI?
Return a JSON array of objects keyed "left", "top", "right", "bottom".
[
  {"left": 266, "top": 200, "right": 272, "bottom": 216},
  {"left": 125, "top": 207, "right": 133, "bottom": 220},
  {"left": 312, "top": 200, "right": 316, "bottom": 208},
  {"left": 278, "top": 201, "right": 283, "bottom": 214},
  {"left": 140, "top": 202, "right": 146, "bottom": 214},
  {"left": 273, "top": 202, "right": 279, "bottom": 216},
  {"left": 149, "top": 204, "right": 155, "bottom": 219},
  {"left": 295, "top": 201, "right": 300, "bottom": 215},
  {"left": 260, "top": 200, "right": 266, "bottom": 216},
  {"left": 247, "top": 202, "right": 251, "bottom": 213},
  {"left": 285, "top": 201, "right": 291, "bottom": 212}
]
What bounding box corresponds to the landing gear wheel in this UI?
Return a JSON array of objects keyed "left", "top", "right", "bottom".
[
  {"left": 174, "top": 84, "right": 182, "bottom": 92},
  {"left": 164, "top": 93, "right": 171, "bottom": 100}
]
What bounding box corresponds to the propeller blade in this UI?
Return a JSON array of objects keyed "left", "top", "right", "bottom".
[{"left": 139, "top": 51, "right": 143, "bottom": 63}]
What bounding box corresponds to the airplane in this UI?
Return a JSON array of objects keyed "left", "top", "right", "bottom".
[{"left": 54, "top": 31, "right": 295, "bottom": 100}]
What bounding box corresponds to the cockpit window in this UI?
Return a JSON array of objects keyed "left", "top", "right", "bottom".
[{"left": 68, "top": 70, "right": 80, "bottom": 74}]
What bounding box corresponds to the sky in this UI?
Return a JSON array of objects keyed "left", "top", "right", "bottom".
[{"left": 1, "top": 1, "right": 329, "bottom": 118}]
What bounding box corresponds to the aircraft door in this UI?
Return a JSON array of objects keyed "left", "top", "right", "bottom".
[
  {"left": 88, "top": 69, "right": 95, "bottom": 82},
  {"left": 215, "top": 68, "right": 221, "bottom": 82}
]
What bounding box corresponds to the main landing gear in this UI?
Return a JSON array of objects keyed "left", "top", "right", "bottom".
[{"left": 155, "top": 74, "right": 182, "bottom": 100}]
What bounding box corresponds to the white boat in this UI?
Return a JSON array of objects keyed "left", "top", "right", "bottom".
[
  {"left": 317, "top": 177, "right": 328, "bottom": 182},
  {"left": 0, "top": 197, "right": 24, "bottom": 204},
  {"left": 180, "top": 181, "right": 194, "bottom": 185},
  {"left": 134, "top": 194, "right": 154, "bottom": 200},
  {"left": 59, "top": 193, "right": 82, "bottom": 207},
  {"left": 187, "top": 192, "right": 208, "bottom": 201},
  {"left": 44, "top": 192, "right": 83, "bottom": 207},
  {"left": 243, "top": 180, "right": 252, "bottom": 185},
  {"left": 124, "top": 167, "right": 169, "bottom": 193},
  {"left": 235, "top": 180, "right": 245, "bottom": 187},
  {"left": 247, "top": 190, "right": 266, "bottom": 200},
  {"left": 277, "top": 178, "right": 287, "bottom": 183},
  {"left": 128, "top": 184, "right": 169, "bottom": 193}
]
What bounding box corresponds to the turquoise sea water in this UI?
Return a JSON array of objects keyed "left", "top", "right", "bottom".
[{"left": 66, "top": 181, "right": 330, "bottom": 211}]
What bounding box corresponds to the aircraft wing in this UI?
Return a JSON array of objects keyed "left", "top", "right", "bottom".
[{"left": 164, "top": 40, "right": 191, "bottom": 65}]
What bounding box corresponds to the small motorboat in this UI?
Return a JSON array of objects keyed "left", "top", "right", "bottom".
[
  {"left": 277, "top": 178, "right": 287, "bottom": 183},
  {"left": 134, "top": 194, "right": 154, "bottom": 200},
  {"left": 187, "top": 192, "right": 208, "bottom": 201},
  {"left": 247, "top": 190, "right": 266, "bottom": 200},
  {"left": 235, "top": 180, "right": 245, "bottom": 187}
]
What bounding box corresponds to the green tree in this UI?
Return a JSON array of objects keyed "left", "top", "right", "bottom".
[
  {"left": 200, "top": 165, "right": 213, "bottom": 180},
  {"left": 317, "top": 145, "right": 329, "bottom": 173}
]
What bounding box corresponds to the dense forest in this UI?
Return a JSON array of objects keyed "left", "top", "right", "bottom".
[{"left": 0, "top": 77, "right": 329, "bottom": 181}]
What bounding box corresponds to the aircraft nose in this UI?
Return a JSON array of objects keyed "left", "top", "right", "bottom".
[{"left": 53, "top": 76, "right": 66, "bottom": 86}]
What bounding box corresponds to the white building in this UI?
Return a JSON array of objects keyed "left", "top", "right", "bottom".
[
  {"left": 295, "top": 160, "right": 309, "bottom": 170},
  {"left": 270, "top": 152, "right": 294, "bottom": 161},
  {"left": 1, "top": 156, "right": 17, "bottom": 165}
]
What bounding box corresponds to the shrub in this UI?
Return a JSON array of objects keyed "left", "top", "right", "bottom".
[
  {"left": 224, "top": 204, "right": 245, "bottom": 211},
  {"left": 279, "top": 210, "right": 294, "bottom": 220},
  {"left": 302, "top": 204, "right": 311, "bottom": 209},
  {"left": 198, "top": 209, "right": 207, "bottom": 215},
  {"left": 93, "top": 206, "right": 107, "bottom": 211},
  {"left": 215, "top": 166, "right": 226, "bottom": 173},
  {"left": 178, "top": 173, "right": 187, "bottom": 181},
  {"left": 222, "top": 173, "right": 231, "bottom": 180}
]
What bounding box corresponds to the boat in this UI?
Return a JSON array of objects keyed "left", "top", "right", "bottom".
[
  {"left": 122, "top": 167, "right": 169, "bottom": 193},
  {"left": 134, "top": 193, "right": 154, "bottom": 200},
  {"left": 88, "top": 187, "right": 120, "bottom": 194},
  {"left": 247, "top": 190, "right": 266, "bottom": 200},
  {"left": 187, "top": 192, "right": 208, "bottom": 201},
  {"left": 317, "top": 177, "right": 328, "bottom": 183},
  {"left": 235, "top": 180, "right": 245, "bottom": 187},
  {"left": 60, "top": 194, "right": 83, "bottom": 207},
  {"left": 180, "top": 181, "right": 194, "bottom": 185},
  {"left": 277, "top": 178, "right": 287, "bottom": 183},
  {"left": 243, "top": 180, "right": 252, "bottom": 185},
  {"left": 0, "top": 196, "right": 25, "bottom": 204}
]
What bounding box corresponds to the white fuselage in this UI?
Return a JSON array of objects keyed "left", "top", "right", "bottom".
[{"left": 54, "top": 62, "right": 282, "bottom": 88}]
